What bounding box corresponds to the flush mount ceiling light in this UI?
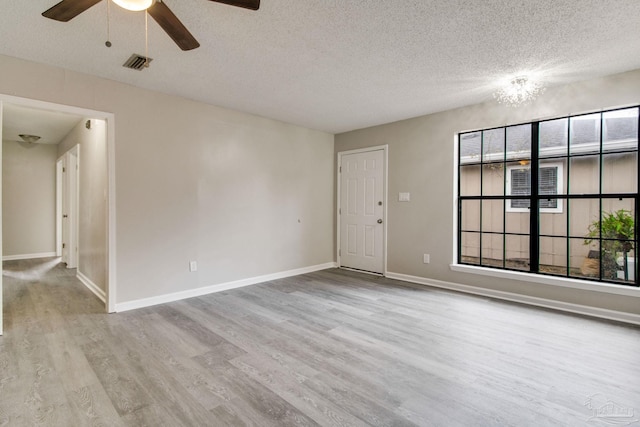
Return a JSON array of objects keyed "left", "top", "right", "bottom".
[
  {"left": 494, "top": 76, "right": 545, "bottom": 107},
  {"left": 18, "top": 134, "right": 42, "bottom": 144},
  {"left": 112, "top": 0, "right": 154, "bottom": 11}
]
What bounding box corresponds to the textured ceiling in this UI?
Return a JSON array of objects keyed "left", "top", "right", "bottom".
[{"left": 1, "top": 0, "right": 640, "bottom": 133}]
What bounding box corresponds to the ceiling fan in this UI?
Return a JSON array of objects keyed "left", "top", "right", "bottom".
[{"left": 42, "top": 0, "right": 260, "bottom": 51}]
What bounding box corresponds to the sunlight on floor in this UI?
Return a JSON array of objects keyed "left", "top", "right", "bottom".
[{"left": 2, "top": 257, "right": 66, "bottom": 280}]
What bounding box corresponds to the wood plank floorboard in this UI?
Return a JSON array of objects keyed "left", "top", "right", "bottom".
[{"left": 2, "top": 258, "right": 640, "bottom": 426}]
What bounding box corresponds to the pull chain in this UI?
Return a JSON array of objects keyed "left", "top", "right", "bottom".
[
  {"left": 145, "top": 10, "right": 149, "bottom": 67},
  {"left": 105, "top": 0, "right": 112, "bottom": 47}
]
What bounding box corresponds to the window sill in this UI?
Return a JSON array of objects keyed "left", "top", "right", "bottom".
[{"left": 449, "top": 263, "right": 640, "bottom": 297}]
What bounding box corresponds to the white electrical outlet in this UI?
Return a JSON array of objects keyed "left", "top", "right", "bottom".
[
  {"left": 423, "top": 254, "right": 430, "bottom": 264},
  {"left": 189, "top": 261, "right": 197, "bottom": 272}
]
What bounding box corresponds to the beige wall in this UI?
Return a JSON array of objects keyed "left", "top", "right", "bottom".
[
  {"left": 2, "top": 140, "right": 57, "bottom": 257},
  {"left": 336, "top": 69, "right": 640, "bottom": 316},
  {"left": 58, "top": 119, "right": 108, "bottom": 292},
  {"left": 0, "top": 54, "right": 335, "bottom": 305}
]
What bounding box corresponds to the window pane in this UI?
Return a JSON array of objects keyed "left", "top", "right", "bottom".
[
  {"left": 602, "top": 152, "right": 637, "bottom": 194},
  {"left": 505, "top": 210, "right": 529, "bottom": 234},
  {"left": 615, "top": 252, "right": 637, "bottom": 285},
  {"left": 540, "top": 207, "right": 567, "bottom": 236},
  {"left": 602, "top": 197, "right": 635, "bottom": 216},
  {"left": 482, "top": 128, "right": 505, "bottom": 162},
  {"left": 539, "top": 236, "right": 568, "bottom": 276},
  {"left": 482, "top": 200, "right": 503, "bottom": 232},
  {"left": 481, "top": 233, "right": 504, "bottom": 268},
  {"left": 461, "top": 232, "right": 480, "bottom": 264},
  {"left": 569, "top": 198, "right": 600, "bottom": 238},
  {"left": 539, "top": 163, "right": 564, "bottom": 212},
  {"left": 460, "top": 200, "right": 480, "bottom": 232},
  {"left": 591, "top": 200, "right": 635, "bottom": 282},
  {"left": 570, "top": 113, "right": 601, "bottom": 155},
  {"left": 511, "top": 168, "right": 531, "bottom": 196},
  {"left": 482, "top": 163, "right": 505, "bottom": 196},
  {"left": 603, "top": 108, "right": 638, "bottom": 151},
  {"left": 569, "top": 155, "right": 599, "bottom": 194},
  {"left": 572, "top": 238, "right": 599, "bottom": 280},
  {"left": 460, "top": 164, "right": 481, "bottom": 196},
  {"left": 539, "top": 118, "right": 568, "bottom": 158},
  {"left": 506, "top": 164, "right": 530, "bottom": 210},
  {"left": 460, "top": 132, "right": 481, "bottom": 164},
  {"left": 505, "top": 235, "right": 529, "bottom": 271},
  {"left": 506, "top": 124, "right": 531, "bottom": 161},
  {"left": 539, "top": 166, "right": 558, "bottom": 197}
]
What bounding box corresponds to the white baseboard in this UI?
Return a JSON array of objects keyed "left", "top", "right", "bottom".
[
  {"left": 115, "top": 262, "right": 338, "bottom": 313},
  {"left": 77, "top": 271, "right": 106, "bottom": 304},
  {"left": 386, "top": 271, "right": 640, "bottom": 326},
  {"left": 2, "top": 252, "right": 57, "bottom": 261}
]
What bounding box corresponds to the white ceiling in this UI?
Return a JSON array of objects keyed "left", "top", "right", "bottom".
[
  {"left": 1, "top": 0, "right": 640, "bottom": 134},
  {"left": 2, "top": 104, "right": 83, "bottom": 145}
]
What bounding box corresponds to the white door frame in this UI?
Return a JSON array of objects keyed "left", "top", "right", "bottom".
[
  {"left": 0, "top": 101, "right": 3, "bottom": 334},
  {"left": 337, "top": 145, "right": 388, "bottom": 275},
  {"left": 56, "top": 158, "right": 63, "bottom": 257},
  {"left": 0, "top": 94, "right": 117, "bottom": 318}
]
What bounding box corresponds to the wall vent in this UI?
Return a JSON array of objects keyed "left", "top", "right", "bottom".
[{"left": 123, "top": 54, "right": 152, "bottom": 71}]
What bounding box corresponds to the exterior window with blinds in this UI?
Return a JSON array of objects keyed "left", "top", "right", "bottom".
[
  {"left": 458, "top": 107, "right": 638, "bottom": 286},
  {"left": 507, "top": 164, "right": 562, "bottom": 212}
]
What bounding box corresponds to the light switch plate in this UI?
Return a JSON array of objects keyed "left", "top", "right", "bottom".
[{"left": 399, "top": 192, "right": 410, "bottom": 202}]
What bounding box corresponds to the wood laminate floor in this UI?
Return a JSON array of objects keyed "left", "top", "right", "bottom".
[{"left": 1, "top": 258, "right": 639, "bottom": 426}]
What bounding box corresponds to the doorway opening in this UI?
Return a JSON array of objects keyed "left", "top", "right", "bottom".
[{"left": 0, "top": 95, "right": 116, "bottom": 335}]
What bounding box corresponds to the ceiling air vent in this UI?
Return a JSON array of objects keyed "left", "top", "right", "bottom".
[{"left": 123, "top": 54, "right": 152, "bottom": 71}]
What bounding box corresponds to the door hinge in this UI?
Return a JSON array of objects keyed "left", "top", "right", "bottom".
[
  {"left": 339, "top": 248, "right": 341, "bottom": 256},
  {"left": 339, "top": 166, "right": 342, "bottom": 173},
  {"left": 339, "top": 208, "right": 341, "bottom": 215},
  {"left": 62, "top": 243, "right": 66, "bottom": 249},
  {"left": 63, "top": 167, "right": 66, "bottom": 172}
]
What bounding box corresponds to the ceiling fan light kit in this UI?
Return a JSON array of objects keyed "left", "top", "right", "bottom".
[
  {"left": 112, "top": 0, "right": 154, "bottom": 12},
  {"left": 42, "top": 0, "right": 260, "bottom": 52}
]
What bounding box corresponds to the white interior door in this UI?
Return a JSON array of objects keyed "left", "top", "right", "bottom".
[
  {"left": 61, "top": 147, "right": 79, "bottom": 268},
  {"left": 339, "top": 148, "right": 385, "bottom": 274},
  {"left": 68, "top": 148, "right": 78, "bottom": 269},
  {"left": 61, "top": 155, "right": 69, "bottom": 264}
]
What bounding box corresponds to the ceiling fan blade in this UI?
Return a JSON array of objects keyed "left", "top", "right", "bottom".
[
  {"left": 147, "top": 1, "right": 200, "bottom": 51},
  {"left": 42, "top": 0, "right": 103, "bottom": 22},
  {"left": 208, "top": 0, "right": 260, "bottom": 11}
]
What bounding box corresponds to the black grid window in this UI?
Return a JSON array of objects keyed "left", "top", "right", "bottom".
[{"left": 458, "top": 107, "right": 639, "bottom": 286}]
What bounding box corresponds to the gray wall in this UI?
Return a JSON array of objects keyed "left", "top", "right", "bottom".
[
  {"left": 0, "top": 54, "right": 335, "bottom": 305},
  {"left": 336, "top": 69, "right": 640, "bottom": 316},
  {"left": 58, "top": 119, "right": 108, "bottom": 293},
  {"left": 2, "top": 140, "right": 57, "bottom": 257}
]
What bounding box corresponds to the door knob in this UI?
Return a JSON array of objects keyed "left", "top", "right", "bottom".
[
  {"left": 377, "top": 219, "right": 383, "bottom": 224},
  {"left": 63, "top": 214, "right": 68, "bottom": 218}
]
